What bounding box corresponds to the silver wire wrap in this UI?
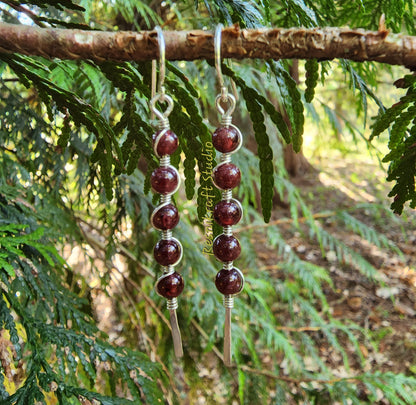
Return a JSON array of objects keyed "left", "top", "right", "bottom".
[
  {"left": 164, "top": 265, "right": 175, "bottom": 275},
  {"left": 159, "top": 155, "right": 170, "bottom": 167},
  {"left": 222, "top": 189, "right": 233, "bottom": 201},
  {"left": 151, "top": 201, "right": 171, "bottom": 231},
  {"left": 220, "top": 153, "right": 232, "bottom": 164},
  {"left": 167, "top": 297, "right": 178, "bottom": 311},
  {"left": 154, "top": 129, "right": 171, "bottom": 159},
  {"left": 223, "top": 262, "right": 234, "bottom": 270},
  {"left": 160, "top": 194, "right": 171, "bottom": 204},
  {"left": 223, "top": 295, "right": 234, "bottom": 309},
  {"left": 162, "top": 230, "right": 173, "bottom": 240},
  {"left": 223, "top": 225, "right": 233, "bottom": 236}
]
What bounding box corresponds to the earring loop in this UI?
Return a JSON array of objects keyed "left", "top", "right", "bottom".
[
  {"left": 149, "top": 93, "right": 174, "bottom": 124},
  {"left": 215, "top": 93, "right": 236, "bottom": 120}
]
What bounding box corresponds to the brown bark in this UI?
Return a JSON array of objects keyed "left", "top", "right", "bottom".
[
  {"left": 284, "top": 144, "right": 312, "bottom": 177},
  {"left": 1, "top": 23, "right": 416, "bottom": 68}
]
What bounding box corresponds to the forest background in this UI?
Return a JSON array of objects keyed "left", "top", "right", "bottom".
[{"left": 1, "top": 0, "right": 416, "bottom": 404}]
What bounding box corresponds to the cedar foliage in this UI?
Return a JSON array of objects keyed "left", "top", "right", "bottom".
[
  {"left": 370, "top": 74, "right": 416, "bottom": 213},
  {"left": 1, "top": 0, "right": 416, "bottom": 404}
]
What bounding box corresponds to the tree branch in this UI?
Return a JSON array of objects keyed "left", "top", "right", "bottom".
[{"left": 1, "top": 22, "right": 416, "bottom": 68}]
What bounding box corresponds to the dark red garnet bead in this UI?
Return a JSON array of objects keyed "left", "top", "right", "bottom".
[
  {"left": 154, "top": 239, "right": 182, "bottom": 266},
  {"left": 213, "top": 234, "right": 241, "bottom": 262},
  {"left": 156, "top": 272, "right": 184, "bottom": 299},
  {"left": 212, "top": 126, "right": 240, "bottom": 153},
  {"left": 152, "top": 204, "right": 179, "bottom": 230},
  {"left": 151, "top": 166, "right": 179, "bottom": 195},
  {"left": 213, "top": 200, "right": 242, "bottom": 226},
  {"left": 152, "top": 129, "right": 178, "bottom": 156},
  {"left": 215, "top": 268, "right": 244, "bottom": 295},
  {"left": 213, "top": 163, "right": 241, "bottom": 190}
]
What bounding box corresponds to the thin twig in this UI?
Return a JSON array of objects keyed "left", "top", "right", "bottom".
[
  {"left": 190, "top": 319, "right": 239, "bottom": 385},
  {"left": 76, "top": 218, "right": 155, "bottom": 277},
  {"left": 239, "top": 365, "right": 360, "bottom": 385},
  {"left": 109, "top": 271, "right": 179, "bottom": 403},
  {"left": 239, "top": 211, "right": 335, "bottom": 232},
  {"left": 110, "top": 265, "right": 170, "bottom": 331},
  {"left": 190, "top": 319, "right": 223, "bottom": 361},
  {"left": 275, "top": 326, "right": 322, "bottom": 332}
]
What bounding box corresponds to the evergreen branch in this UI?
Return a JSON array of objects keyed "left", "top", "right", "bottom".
[
  {"left": 304, "top": 59, "right": 319, "bottom": 103},
  {"left": 76, "top": 224, "right": 179, "bottom": 364},
  {"left": 1, "top": 23, "right": 416, "bottom": 68},
  {"left": 218, "top": 63, "right": 279, "bottom": 222},
  {"left": 7, "top": 0, "right": 85, "bottom": 12},
  {"left": 269, "top": 60, "right": 304, "bottom": 151},
  {"left": 1, "top": 53, "right": 123, "bottom": 199},
  {"left": 370, "top": 75, "right": 416, "bottom": 213},
  {"left": 2, "top": 1, "right": 46, "bottom": 27},
  {"left": 108, "top": 271, "right": 180, "bottom": 401}
]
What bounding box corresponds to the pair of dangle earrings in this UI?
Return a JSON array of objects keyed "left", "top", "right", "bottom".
[{"left": 149, "top": 25, "right": 244, "bottom": 366}]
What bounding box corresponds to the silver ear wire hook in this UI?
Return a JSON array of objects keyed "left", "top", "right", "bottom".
[
  {"left": 214, "top": 24, "right": 236, "bottom": 123},
  {"left": 155, "top": 26, "right": 166, "bottom": 95},
  {"left": 150, "top": 26, "right": 173, "bottom": 129},
  {"left": 215, "top": 24, "right": 225, "bottom": 93}
]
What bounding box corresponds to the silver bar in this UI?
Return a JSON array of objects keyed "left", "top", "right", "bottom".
[
  {"left": 169, "top": 309, "right": 184, "bottom": 358},
  {"left": 224, "top": 306, "right": 232, "bottom": 367}
]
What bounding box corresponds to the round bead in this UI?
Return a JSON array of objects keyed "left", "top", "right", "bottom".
[
  {"left": 212, "top": 126, "right": 240, "bottom": 153},
  {"left": 151, "top": 166, "right": 179, "bottom": 195},
  {"left": 213, "top": 234, "right": 241, "bottom": 262},
  {"left": 153, "top": 129, "right": 178, "bottom": 156},
  {"left": 154, "top": 239, "right": 182, "bottom": 266},
  {"left": 151, "top": 204, "right": 179, "bottom": 230},
  {"left": 215, "top": 268, "right": 244, "bottom": 295},
  {"left": 213, "top": 199, "right": 242, "bottom": 226},
  {"left": 156, "top": 272, "right": 184, "bottom": 299},
  {"left": 212, "top": 163, "right": 241, "bottom": 190}
]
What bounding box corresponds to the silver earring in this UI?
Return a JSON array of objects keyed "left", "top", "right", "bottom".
[
  {"left": 149, "top": 26, "right": 184, "bottom": 359},
  {"left": 211, "top": 24, "right": 244, "bottom": 367}
]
